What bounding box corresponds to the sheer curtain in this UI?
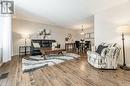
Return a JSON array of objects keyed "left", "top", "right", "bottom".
[{"left": 0, "top": 16, "right": 12, "bottom": 63}]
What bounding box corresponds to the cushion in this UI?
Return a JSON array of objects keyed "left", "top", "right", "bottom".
[
  {"left": 96, "top": 45, "right": 108, "bottom": 55},
  {"left": 33, "top": 43, "right": 40, "bottom": 48},
  {"left": 52, "top": 42, "right": 57, "bottom": 48},
  {"left": 101, "top": 48, "right": 108, "bottom": 57}
]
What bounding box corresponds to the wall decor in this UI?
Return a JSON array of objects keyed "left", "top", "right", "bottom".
[
  {"left": 65, "top": 33, "right": 72, "bottom": 42},
  {"left": 39, "top": 29, "right": 51, "bottom": 39},
  {"left": 90, "top": 32, "right": 94, "bottom": 38},
  {"left": 85, "top": 32, "right": 94, "bottom": 39}
]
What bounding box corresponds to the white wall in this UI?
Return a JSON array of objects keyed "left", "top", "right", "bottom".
[
  {"left": 94, "top": 1, "right": 130, "bottom": 66},
  {"left": 12, "top": 19, "right": 79, "bottom": 55}
]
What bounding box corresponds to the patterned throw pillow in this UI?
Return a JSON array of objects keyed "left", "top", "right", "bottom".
[
  {"left": 101, "top": 48, "right": 108, "bottom": 57},
  {"left": 33, "top": 43, "right": 40, "bottom": 48},
  {"left": 96, "top": 45, "right": 108, "bottom": 55}
]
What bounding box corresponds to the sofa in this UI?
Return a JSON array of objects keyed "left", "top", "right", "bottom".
[{"left": 87, "top": 43, "right": 121, "bottom": 69}]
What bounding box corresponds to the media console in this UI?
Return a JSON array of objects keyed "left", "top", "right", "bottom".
[{"left": 31, "top": 39, "right": 56, "bottom": 55}]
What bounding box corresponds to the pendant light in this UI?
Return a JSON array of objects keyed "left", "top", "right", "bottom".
[{"left": 80, "top": 25, "right": 85, "bottom": 35}]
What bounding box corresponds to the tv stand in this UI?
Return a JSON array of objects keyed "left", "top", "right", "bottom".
[{"left": 31, "top": 39, "right": 56, "bottom": 55}]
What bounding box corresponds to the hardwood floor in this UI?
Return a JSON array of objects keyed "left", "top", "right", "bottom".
[{"left": 0, "top": 54, "right": 130, "bottom": 86}]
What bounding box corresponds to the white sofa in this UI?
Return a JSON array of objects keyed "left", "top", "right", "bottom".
[{"left": 87, "top": 43, "right": 121, "bottom": 69}]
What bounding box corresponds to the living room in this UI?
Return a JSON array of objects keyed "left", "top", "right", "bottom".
[{"left": 0, "top": 0, "right": 130, "bottom": 86}]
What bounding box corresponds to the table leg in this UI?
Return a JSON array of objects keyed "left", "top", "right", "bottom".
[
  {"left": 41, "top": 54, "right": 47, "bottom": 60},
  {"left": 58, "top": 52, "right": 63, "bottom": 55}
]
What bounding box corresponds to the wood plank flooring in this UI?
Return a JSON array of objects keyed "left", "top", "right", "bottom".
[{"left": 0, "top": 55, "right": 130, "bottom": 86}]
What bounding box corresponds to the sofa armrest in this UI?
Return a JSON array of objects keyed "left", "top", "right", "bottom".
[{"left": 105, "top": 47, "right": 120, "bottom": 59}]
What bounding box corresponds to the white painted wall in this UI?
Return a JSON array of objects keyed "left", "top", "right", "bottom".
[
  {"left": 12, "top": 19, "right": 79, "bottom": 55},
  {"left": 94, "top": 1, "right": 130, "bottom": 66}
]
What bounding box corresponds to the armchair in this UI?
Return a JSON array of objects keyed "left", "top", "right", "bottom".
[{"left": 87, "top": 43, "right": 121, "bottom": 69}]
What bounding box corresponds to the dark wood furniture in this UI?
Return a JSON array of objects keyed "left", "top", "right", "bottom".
[
  {"left": 65, "top": 43, "right": 75, "bottom": 53},
  {"left": 84, "top": 41, "right": 91, "bottom": 51},
  {"left": 19, "top": 46, "right": 31, "bottom": 56},
  {"left": 31, "top": 39, "right": 56, "bottom": 55},
  {"left": 40, "top": 48, "right": 66, "bottom": 59},
  {"left": 65, "top": 41, "right": 91, "bottom": 53},
  {"left": 75, "top": 41, "right": 81, "bottom": 53}
]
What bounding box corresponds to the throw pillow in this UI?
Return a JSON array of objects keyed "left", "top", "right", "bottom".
[
  {"left": 96, "top": 45, "right": 108, "bottom": 55},
  {"left": 52, "top": 42, "right": 57, "bottom": 48},
  {"left": 101, "top": 48, "right": 108, "bottom": 57},
  {"left": 33, "top": 43, "right": 40, "bottom": 48}
]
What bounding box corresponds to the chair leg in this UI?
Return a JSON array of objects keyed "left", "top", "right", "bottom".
[{"left": 78, "top": 48, "right": 80, "bottom": 54}]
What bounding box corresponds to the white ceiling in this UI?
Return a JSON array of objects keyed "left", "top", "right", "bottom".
[{"left": 14, "top": 0, "right": 128, "bottom": 29}]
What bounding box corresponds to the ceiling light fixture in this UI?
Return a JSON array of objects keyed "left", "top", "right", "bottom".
[{"left": 80, "top": 25, "right": 85, "bottom": 35}]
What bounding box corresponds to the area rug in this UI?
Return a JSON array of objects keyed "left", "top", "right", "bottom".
[{"left": 22, "top": 53, "right": 80, "bottom": 72}]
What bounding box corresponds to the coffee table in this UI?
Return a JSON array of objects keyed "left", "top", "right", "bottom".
[{"left": 40, "top": 48, "right": 66, "bottom": 59}]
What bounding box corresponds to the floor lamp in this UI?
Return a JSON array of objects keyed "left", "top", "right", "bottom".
[
  {"left": 22, "top": 33, "right": 30, "bottom": 55},
  {"left": 117, "top": 25, "right": 130, "bottom": 70}
]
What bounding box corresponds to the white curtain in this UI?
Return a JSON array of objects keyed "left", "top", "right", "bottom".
[
  {"left": 0, "top": 16, "right": 12, "bottom": 63},
  {"left": 0, "top": 19, "right": 2, "bottom": 62},
  {"left": 0, "top": 4, "right": 1, "bottom": 63}
]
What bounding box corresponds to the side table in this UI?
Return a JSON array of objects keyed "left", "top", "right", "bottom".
[{"left": 19, "top": 46, "right": 31, "bottom": 56}]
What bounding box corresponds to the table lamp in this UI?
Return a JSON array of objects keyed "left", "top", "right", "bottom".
[{"left": 117, "top": 25, "right": 130, "bottom": 70}]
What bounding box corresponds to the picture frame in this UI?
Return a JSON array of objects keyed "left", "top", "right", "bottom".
[
  {"left": 85, "top": 33, "right": 90, "bottom": 39},
  {"left": 85, "top": 32, "right": 94, "bottom": 39}
]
